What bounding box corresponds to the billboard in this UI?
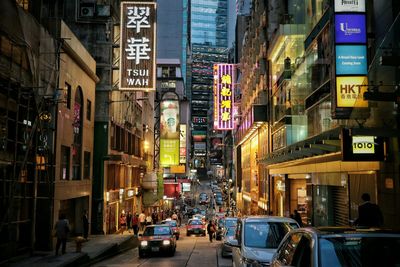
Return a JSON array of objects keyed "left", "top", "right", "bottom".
[
  {"left": 160, "top": 100, "right": 180, "bottom": 139},
  {"left": 341, "top": 128, "right": 384, "bottom": 161},
  {"left": 336, "top": 76, "right": 368, "bottom": 107},
  {"left": 334, "top": 0, "right": 365, "bottom": 12},
  {"left": 335, "top": 45, "right": 367, "bottom": 75},
  {"left": 120, "top": 2, "right": 156, "bottom": 91},
  {"left": 335, "top": 14, "right": 366, "bottom": 43},
  {"left": 160, "top": 139, "right": 180, "bottom": 166},
  {"left": 179, "top": 124, "right": 187, "bottom": 164},
  {"left": 213, "top": 64, "right": 235, "bottom": 130}
]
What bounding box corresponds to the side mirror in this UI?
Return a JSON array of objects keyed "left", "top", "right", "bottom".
[{"left": 225, "top": 239, "right": 239, "bottom": 247}]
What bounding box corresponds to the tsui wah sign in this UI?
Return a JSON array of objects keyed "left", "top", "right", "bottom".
[
  {"left": 120, "top": 2, "right": 156, "bottom": 91},
  {"left": 213, "top": 64, "right": 235, "bottom": 130}
]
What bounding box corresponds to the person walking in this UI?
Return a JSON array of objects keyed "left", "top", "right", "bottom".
[
  {"left": 145, "top": 213, "right": 153, "bottom": 226},
  {"left": 126, "top": 211, "right": 132, "bottom": 233},
  {"left": 55, "top": 213, "right": 70, "bottom": 256},
  {"left": 354, "top": 193, "right": 384, "bottom": 227},
  {"left": 119, "top": 213, "right": 127, "bottom": 234},
  {"left": 139, "top": 211, "right": 146, "bottom": 231},
  {"left": 132, "top": 213, "right": 139, "bottom": 236},
  {"left": 293, "top": 210, "right": 303, "bottom": 227},
  {"left": 207, "top": 220, "right": 216, "bottom": 243},
  {"left": 82, "top": 210, "right": 89, "bottom": 240}
]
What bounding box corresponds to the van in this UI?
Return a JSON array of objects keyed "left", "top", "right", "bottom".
[{"left": 228, "top": 216, "right": 299, "bottom": 266}]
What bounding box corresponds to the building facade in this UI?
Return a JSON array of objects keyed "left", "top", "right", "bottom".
[{"left": 235, "top": 0, "right": 400, "bottom": 228}]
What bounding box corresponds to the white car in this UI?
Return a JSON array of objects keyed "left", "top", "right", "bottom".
[{"left": 228, "top": 216, "right": 299, "bottom": 267}]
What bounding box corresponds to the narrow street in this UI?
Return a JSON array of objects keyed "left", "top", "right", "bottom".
[{"left": 92, "top": 227, "right": 232, "bottom": 267}]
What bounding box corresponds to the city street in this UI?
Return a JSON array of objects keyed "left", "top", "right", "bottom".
[{"left": 92, "top": 227, "right": 232, "bottom": 267}]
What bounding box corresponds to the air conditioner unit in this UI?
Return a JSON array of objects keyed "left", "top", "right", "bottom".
[{"left": 80, "top": 6, "right": 94, "bottom": 17}]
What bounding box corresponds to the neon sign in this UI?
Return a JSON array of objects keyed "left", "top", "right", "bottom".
[{"left": 213, "top": 64, "right": 235, "bottom": 130}]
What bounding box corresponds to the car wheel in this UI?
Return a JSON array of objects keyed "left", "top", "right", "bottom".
[
  {"left": 176, "top": 235, "right": 180, "bottom": 240},
  {"left": 169, "top": 248, "right": 175, "bottom": 257}
]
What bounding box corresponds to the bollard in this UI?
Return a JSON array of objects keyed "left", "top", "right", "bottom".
[{"left": 75, "top": 236, "right": 85, "bottom": 252}]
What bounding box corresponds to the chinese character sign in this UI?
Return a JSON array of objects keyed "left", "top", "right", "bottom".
[
  {"left": 213, "top": 64, "right": 235, "bottom": 130},
  {"left": 120, "top": 2, "right": 156, "bottom": 91}
]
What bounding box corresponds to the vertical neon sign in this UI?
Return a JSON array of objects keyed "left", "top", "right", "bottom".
[{"left": 213, "top": 64, "right": 235, "bottom": 130}]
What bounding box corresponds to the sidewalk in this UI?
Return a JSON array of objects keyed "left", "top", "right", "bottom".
[{"left": 7, "top": 233, "right": 138, "bottom": 267}]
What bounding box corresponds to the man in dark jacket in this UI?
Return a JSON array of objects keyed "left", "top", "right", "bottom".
[{"left": 355, "top": 193, "right": 383, "bottom": 227}]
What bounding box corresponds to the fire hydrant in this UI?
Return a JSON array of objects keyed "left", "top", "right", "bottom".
[{"left": 75, "top": 236, "right": 85, "bottom": 252}]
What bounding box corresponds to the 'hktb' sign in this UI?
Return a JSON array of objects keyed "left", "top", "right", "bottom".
[{"left": 120, "top": 2, "right": 156, "bottom": 91}]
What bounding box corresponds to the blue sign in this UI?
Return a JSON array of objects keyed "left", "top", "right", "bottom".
[
  {"left": 335, "top": 14, "right": 366, "bottom": 43},
  {"left": 336, "top": 45, "right": 367, "bottom": 75}
]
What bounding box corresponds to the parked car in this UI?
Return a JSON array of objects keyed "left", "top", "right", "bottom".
[
  {"left": 221, "top": 226, "right": 237, "bottom": 257},
  {"left": 229, "top": 216, "right": 299, "bottom": 267},
  {"left": 270, "top": 227, "right": 400, "bottom": 267},
  {"left": 216, "top": 217, "right": 238, "bottom": 240},
  {"left": 138, "top": 225, "right": 177, "bottom": 257},
  {"left": 161, "top": 219, "right": 180, "bottom": 240},
  {"left": 186, "top": 219, "right": 206, "bottom": 236}
]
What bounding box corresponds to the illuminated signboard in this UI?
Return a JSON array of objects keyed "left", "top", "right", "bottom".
[
  {"left": 336, "top": 76, "right": 368, "bottom": 107},
  {"left": 352, "top": 136, "right": 375, "bottom": 154},
  {"left": 336, "top": 45, "right": 367, "bottom": 75},
  {"left": 192, "top": 117, "right": 207, "bottom": 124},
  {"left": 334, "top": 0, "right": 365, "bottom": 12},
  {"left": 160, "top": 139, "right": 179, "bottom": 166},
  {"left": 335, "top": 14, "right": 366, "bottom": 43},
  {"left": 160, "top": 100, "right": 180, "bottom": 139},
  {"left": 213, "top": 64, "right": 235, "bottom": 130},
  {"left": 179, "top": 124, "right": 186, "bottom": 164},
  {"left": 120, "top": 2, "right": 156, "bottom": 91}
]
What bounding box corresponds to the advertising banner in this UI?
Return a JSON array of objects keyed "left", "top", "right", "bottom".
[
  {"left": 179, "top": 124, "right": 187, "bottom": 164},
  {"left": 160, "top": 100, "right": 180, "bottom": 139},
  {"left": 160, "top": 139, "right": 180, "bottom": 166},
  {"left": 335, "top": 14, "right": 366, "bottom": 43},
  {"left": 334, "top": 0, "right": 365, "bottom": 12},
  {"left": 120, "top": 2, "right": 156, "bottom": 91},
  {"left": 336, "top": 76, "right": 368, "bottom": 107},
  {"left": 335, "top": 45, "right": 367, "bottom": 75},
  {"left": 213, "top": 64, "right": 235, "bottom": 130}
]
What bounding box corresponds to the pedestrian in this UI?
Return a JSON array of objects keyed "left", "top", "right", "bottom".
[
  {"left": 152, "top": 211, "right": 158, "bottom": 224},
  {"left": 119, "top": 212, "right": 127, "bottom": 234},
  {"left": 132, "top": 213, "right": 139, "bottom": 236},
  {"left": 354, "top": 193, "right": 384, "bottom": 227},
  {"left": 54, "top": 213, "right": 70, "bottom": 256},
  {"left": 139, "top": 211, "right": 146, "bottom": 231},
  {"left": 82, "top": 210, "right": 89, "bottom": 240},
  {"left": 207, "top": 220, "right": 216, "bottom": 243},
  {"left": 127, "top": 211, "right": 132, "bottom": 233},
  {"left": 145, "top": 213, "right": 153, "bottom": 226},
  {"left": 293, "top": 210, "right": 303, "bottom": 227}
]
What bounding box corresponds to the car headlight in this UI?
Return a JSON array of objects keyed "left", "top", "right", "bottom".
[
  {"left": 140, "top": 240, "right": 148, "bottom": 247},
  {"left": 163, "top": 240, "right": 171, "bottom": 245}
]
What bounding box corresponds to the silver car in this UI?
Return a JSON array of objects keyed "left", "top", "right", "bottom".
[
  {"left": 221, "top": 226, "right": 237, "bottom": 257},
  {"left": 228, "top": 216, "right": 299, "bottom": 267},
  {"left": 270, "top": 227, "right": 400, "bottom": 267}
]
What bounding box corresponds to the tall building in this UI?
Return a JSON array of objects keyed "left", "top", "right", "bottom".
[{"left": 189, "top": 0, "right": 230, "bottom": 178}]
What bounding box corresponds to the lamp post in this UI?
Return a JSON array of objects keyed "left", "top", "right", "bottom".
[{"left": 228, "top": 178, "right": 232, "bottom": 215}]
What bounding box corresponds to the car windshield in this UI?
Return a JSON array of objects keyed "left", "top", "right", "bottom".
[
  {"left": 319, "top": 236, "right": 400, "bottom": 267},
  {"left": 244, "top": 222, "right": 296, "bottom": 249},
  {"left": 225, "top": 219, "right": 237, "bottom": 228},
  {"left": 143, "top": 226, "right": 171, "bottom": 236},
  {"left": 189, "top": 220, "right": 202, "bottom": 225},
  {"left": 164, "top": 220, "right": 177, "bottom": 227},
  {"left": 226, "top": 227, "right": 236, "bottom": 237}
]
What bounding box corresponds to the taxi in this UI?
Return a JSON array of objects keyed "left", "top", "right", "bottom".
[
  {"left": 186, "top": 219, "right": 206, "bottom": 236},
  {"left": 139, "top": 225, "right": 177, "bottom": 257},
  {"left": 161, "top": 219, "right": 180, "bottom": 240}
]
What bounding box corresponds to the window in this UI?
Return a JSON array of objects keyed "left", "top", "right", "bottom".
[
  {"left": 86, "top": 99, "right": 91, "bottom": 120},
  {"left": 83, "top": 151, "right": 91, "bottom": 179},
  {"left": 61, "top": 145, "right": 70, "bottom": 180},
  {"left": 65, "top": 82, "right": 71, "bottom": 109}
]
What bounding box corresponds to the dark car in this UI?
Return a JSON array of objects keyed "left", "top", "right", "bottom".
[
  {"left": 186, "top": 219, "right": 206, "bottom": 236},
  {"left": 270, "top": 227, "right": 400, "bottom": 267},
  {"left": 161, "top": 219, "right": 180, "bottom": 240},
  {"left": 138, "top": 225, "right": 177, "bottom": 257}
]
